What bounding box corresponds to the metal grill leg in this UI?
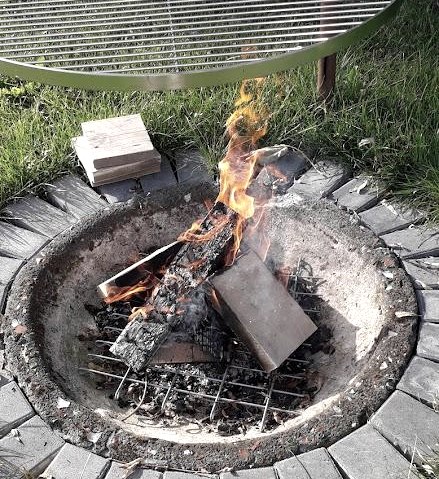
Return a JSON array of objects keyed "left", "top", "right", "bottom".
[{"left": 317, "top": 54, "right": 336, "bottom": 101}]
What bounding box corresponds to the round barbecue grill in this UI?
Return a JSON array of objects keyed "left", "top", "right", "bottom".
[{"left": 0, "top": 0, "right": 402, "bottom": 90}]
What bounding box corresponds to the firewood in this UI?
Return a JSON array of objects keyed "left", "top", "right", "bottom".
[{"left": 110, "top": 202, "right": 237, "bottom": 371}]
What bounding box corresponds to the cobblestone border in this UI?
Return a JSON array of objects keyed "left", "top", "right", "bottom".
[{"left": 0, "top": 150, "right": 438, "bottom": 479}]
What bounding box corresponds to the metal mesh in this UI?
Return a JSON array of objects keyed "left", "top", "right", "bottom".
[{"left": 0, "top": 0, "right": 391, "bottom": 74}]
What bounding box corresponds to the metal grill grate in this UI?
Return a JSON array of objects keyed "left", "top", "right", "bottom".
[
  {"left": 0, "top": 0, "right": 401, "bottom": 90},
  {"left": 80, "top": 258, "right": 322, "bottom": 432}
]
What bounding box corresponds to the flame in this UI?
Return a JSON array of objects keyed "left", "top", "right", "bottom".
[{"left": 104, "top": 273, "right": 158, "bottom": 304}]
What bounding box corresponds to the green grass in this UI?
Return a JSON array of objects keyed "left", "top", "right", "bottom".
[{"left": 0, "top": 0, "right": 438, "bottom": 218}]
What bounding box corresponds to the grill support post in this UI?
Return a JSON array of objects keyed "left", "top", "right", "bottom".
[{"left": 317, "top": 54, "right": 336, "bottom": 101}]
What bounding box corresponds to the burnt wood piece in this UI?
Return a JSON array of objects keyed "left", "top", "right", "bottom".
[
  {"left": 210, "top": 250, "right": 317, "bottom": 372},
  {"left": 110, "top": 202, "right": 237, "bottom": 371},
  {"left": 97, "top": 241, "right": 183, "bottom": 297}
]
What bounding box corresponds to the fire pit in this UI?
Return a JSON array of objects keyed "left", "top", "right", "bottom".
[{"left": 4, "top": 181, "right": 417, "bottom": 472}]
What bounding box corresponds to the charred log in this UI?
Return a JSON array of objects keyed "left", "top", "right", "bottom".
[{"left": 110, "top": 202, "right": 237, "bottom": 371}]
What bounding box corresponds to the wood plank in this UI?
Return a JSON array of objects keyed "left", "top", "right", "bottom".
[
  {"left": 80, "top": 115, "right": 160, "bottom": 169},
  {"left": 2, "top": 195, "right": 76, "bottom": 238},
  {"left": 0, "top": 222, "right": 48, "bottom": 259},
  {"left": 211, "top": 250, "right": 317, "bottom": 372},
  {"left": 45, "top": 175, "right": 107, "bottom": 219}
]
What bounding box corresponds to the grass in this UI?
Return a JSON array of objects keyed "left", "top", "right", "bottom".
[{"left": 0, "top": 0, "right": 438, "bottom": 218}]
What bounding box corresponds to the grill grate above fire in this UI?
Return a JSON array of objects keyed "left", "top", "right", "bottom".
[{"left": 80, "top": 258, "right": 323, "bottom": 433}]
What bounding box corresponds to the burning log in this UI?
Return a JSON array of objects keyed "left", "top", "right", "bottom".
[
  {"left": 110, "top": 202, "right": 237, "bottom": 371},
  {"left": 97, "top": 241, "right": 182, "bottom": 299},
  {"left": 210, "top": 250, "right": 317, "bottom": 372}
]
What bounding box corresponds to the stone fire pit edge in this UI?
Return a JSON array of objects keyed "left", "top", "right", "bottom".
[{"left": 3, "top": 184, "right": 418, "bottom": 472}]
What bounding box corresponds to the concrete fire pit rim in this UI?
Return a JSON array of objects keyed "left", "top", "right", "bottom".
[{"left": 3, "top": 188, "right": 418, "bottom": 472}]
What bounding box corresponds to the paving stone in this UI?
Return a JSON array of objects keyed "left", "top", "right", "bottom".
[
  {"left": 0, "top": 381, "right": 34, "bottom": 436},
  {"left": 332, "top": 176, "right": 382, "bottom": 212},
  {"left": 2, "top": 195, "right": 76, "bottom": 238},
  {"left": 46, "top": 175, "right": 108, "bottom": 219},
  {"left": 98, "top": 178, "right": 140, "bottom": 203},
  {"left": 417, "top": 321, "right": 439, "bottom": 361},
  {"left": 274, "top": 455, "right": 310, "bottom": 479},
  {"left": 164, "top": 472, "right": 217, "bottom": 479},
  {"left": 403, "top": 258, "right": 439, "bottom": 289},
  {"left": 398, "top": 356, "right": 439, "bottom": 407},
  {"left": 417, "top": 290, "right": 439, "bottom": 322},
  {"left": 0, "top": 221, "right": 48, "bottom": 259},
  {"left": 328, "top": 424, "right": 413, "bottom": 479},
  {"left": 0, "top": 415, "right": 64, "bottom": 475},
  {"left": 140, "top": 156, "right": 177, "bottom": 193},
  {"left": 105, "top": 462, "right": 163, "bottom": 478},
  {"left": 42, "top": 443, "right": 109, "bottom": 479},
  {"left": 250, "top": 147, "right": 307, "bottom": 197},
  {"left": 297, "top": 448, "right": 342, "bottom": 478},
  {"left": 220, "top": 467, "right": 276, "bottom": 479},
  {"left": 371, "top": 391, "right": 439, "bottom": 462},
  {"left": 380, "top": 226, "right": 439, "bottom": 259},
  {"left": 358, "top": 201, "right": 421, "bottom": 236},
  {"left": 0, "top": 256, "right": 23, "bottom": 285},
  {"left": 288, "top": 160, "right": 350, "bottom": 200},
  {"left": 173, "top": 149, "right": 212, "bottom": 185}
]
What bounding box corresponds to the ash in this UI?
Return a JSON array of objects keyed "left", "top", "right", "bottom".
[{"left": 83, "top": 260, "right": 332, "bottom": 435}]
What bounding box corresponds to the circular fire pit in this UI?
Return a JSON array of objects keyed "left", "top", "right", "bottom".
[{"left": 4, "top": 183, "right": 417, "bottom": 472}]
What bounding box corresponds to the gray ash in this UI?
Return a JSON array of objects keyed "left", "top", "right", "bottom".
[{"left": 84, "top": 259, "right": 332, "bottom": 435}]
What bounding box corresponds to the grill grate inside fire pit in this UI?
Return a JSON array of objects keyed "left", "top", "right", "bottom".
[{"left": 80, "top": 258, "right": 327, "bottom": 433}]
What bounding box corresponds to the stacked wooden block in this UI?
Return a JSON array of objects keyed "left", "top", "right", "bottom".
[{"left": 73, "top": 114, "right": 161, "bottom": 187}]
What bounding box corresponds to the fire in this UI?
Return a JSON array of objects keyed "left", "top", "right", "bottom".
[
  {"left": 104, "top": 274, "right": 158, "bottom": 304},
  {"left": 179, "top": 79, "right": 268, "bottom": 265}
]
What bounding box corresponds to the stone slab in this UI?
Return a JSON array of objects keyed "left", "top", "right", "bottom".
[
  {"left": 402, "top": 258, "right": 439, "bottom": 289},
  {"left": 417, "top": 321, "right": 439, "bottom": 361},
  {"left": 0, "top": 415, "right": 64, "bottom": 475},
  {"left": 140, "top": 156, "right": 177, "bottom": 193},
  {"left": 332, "top": 176, "right": 382, "bottom": 212},
  {"left": 105, "top": 462, "right": 162, "bottom": 478},
  {"left": 42, "top": 443, "right": 109, "bottom": 479},
  {"left": 328, "top": 424, "right": 413, "bottom": 479},
  {"left": 397, "top": 356, "right": 439, "bottom": 407},
  {"left": 0, "top": 221, "right": 48, "bottom": 259},
  {"left": 220, "top": 467, "right": 277, "bottom": 479},
  {"left": 164, "top": 472, "right": 217, "bottom": 478},
  {"left": 46, "top": 175, "right": 107, "bottom": 219},
  {"left": 2, "top": 195, "right": 76, "bottom": 238},
  {"left": 417, "top": 290, "right": 439, "bottom": 322},
  {"left": 274, "top": 455, "right": 310, "bottom": 479},
  {"left": 381, "top": 226, "right": 439, "bottom": 259},
  {"left": 297, "top": 448, "right": 342, "bottom": 478},
  {"left": 173, "top": 149, "right": 212, "bottom": 185},
  {"left": 0, "top": 381, "right": 34, "bottom": 436},
  {"left": 358, "top": 201, "right": 421, "bottom": 236},
  {"left": 371, "top": 391, "right": 439, "bottom": 462},
  {"left": 0, "top": 256, "right": 23, "bottom": 285},
  {"left": 288, "top": 160, "right": 350, "bottom": 200},
  {"left": 98, "top": 178, "right": 140, "bottom": 204},
  {"left": 250, "top": 148, "right": 307, "bottom": 197}
]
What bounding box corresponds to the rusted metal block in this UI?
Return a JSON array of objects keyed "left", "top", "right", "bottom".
[{"left": 210, "top": 250, "right": 317, "bottom": 372}]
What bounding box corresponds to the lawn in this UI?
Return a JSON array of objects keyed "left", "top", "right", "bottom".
[{"left": 0, "top": 0, "right": 438, "bottom": 218}]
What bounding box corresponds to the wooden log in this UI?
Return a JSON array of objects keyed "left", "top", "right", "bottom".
[
  {"left": 110, "top": 202, "right": 237, "bottom": 371},
  {"left": 210, "top": 250, "right": 317, "bottom": 372},
  {"left": 97, "top": 241, "right": 182, "bottom": 298}
]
